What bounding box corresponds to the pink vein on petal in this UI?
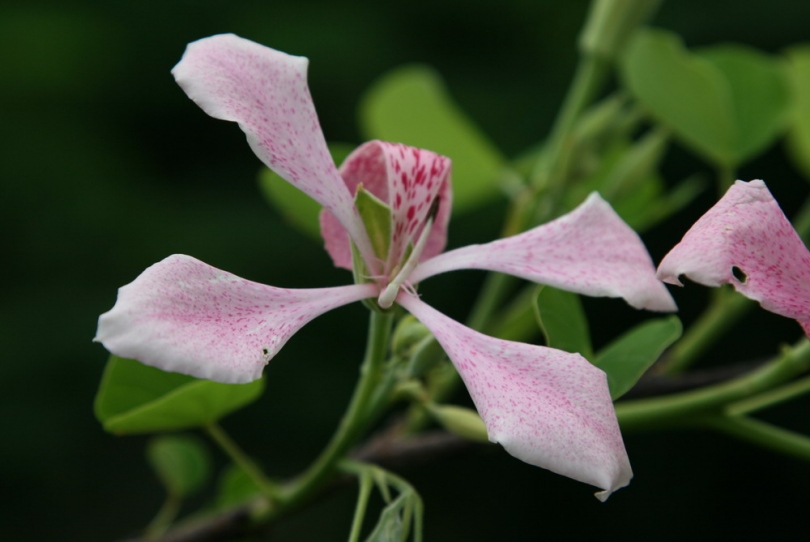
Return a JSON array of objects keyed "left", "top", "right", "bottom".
[
  {"left": 657, "top": 180, "right": 810, "bottom": 333},
  {"left": 94, "top": 255, "right": 377, "bottom": 384},
  {"left": 397, "top": 293, "right": 632, "bottom": 500},
  {"left": 171, "top": 33, "right": 373, "bottom": 265},
  {"left": 411, "top": 193, "right": 676, "bottom": 311}
]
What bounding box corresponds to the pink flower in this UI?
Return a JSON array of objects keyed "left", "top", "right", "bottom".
[
  {"left": 95, "top": 34, "right": 676, "bottom": 499},
  {"left": 658, "top": 180, "right": 810, "bottom": 336}
]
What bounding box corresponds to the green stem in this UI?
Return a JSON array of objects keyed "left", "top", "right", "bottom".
[
  {"left": 657, "top": 287, "right": 755, "bottom": 374},
  {"left": 706, "top": 415, "right": 810, "bottom": 462},
  {"left": 205, "top": 422, "right": 277, "bottom": 498},
  {"left": 725, "top": 374, "right": 810, "bottom": 416},
  {"left": 466, "top": 272, "right": 516, "bottom": 332},
  {"left": 272, "top": 311, "right": 394, "bottom": 516},
  {"left": 532, "top": 54, "right": 610, "bottom": 220},
  {"left": 616, "top": 339, "right": 810, "bottom": 433},
  {"left": 144, "top": 493, "right": 181, "bottom": 540},
  {"left": 347, "top": 469, "right": 374, "bottom": 542}
]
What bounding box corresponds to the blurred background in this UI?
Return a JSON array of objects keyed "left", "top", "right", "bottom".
[{"left": 4, "top": 0, "right": 810, "bottom": 539}]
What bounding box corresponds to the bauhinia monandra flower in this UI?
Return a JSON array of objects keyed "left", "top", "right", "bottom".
[
  {"left": 658, "top": 179, "right": 810, "bottom": 336},
  {"left": 95, "top": 34, "right": 676, "bottom": 500}
]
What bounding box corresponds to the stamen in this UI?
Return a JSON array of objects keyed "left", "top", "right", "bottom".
[{"left": 377, "top": 198, "right": 439, "bottom": 309}]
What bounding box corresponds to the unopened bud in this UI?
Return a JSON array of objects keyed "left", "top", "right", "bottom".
[{"left": 426, "top": 404, "right": 489, "bottom": 443}]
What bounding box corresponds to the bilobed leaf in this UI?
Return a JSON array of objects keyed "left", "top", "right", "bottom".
[
  {"left": 698, "top": 45, "right": 789, "bottom": 163},
  {"left": 147, "top": 435, "right": 211, "bottom": 497},
  {"left": 360, "top": 65, "right": 506, "bottom": 213},
  {"left": 621, "top": 29, "right": 735, "bottom": 167},
  {"left": 94, "top": 356, "right": 264, "bottom": 434},
  {"left": 258, "top": 143, "right": 354, "bottom": 239},
  {"left": 785, "top": 45, "right": 810, "bottom": 181},
  {"left": 595, "top": 316, "right": 682, "bottom": 399},
  {"left": 534, "top": 286, "right": 593, "bottom": 360}
]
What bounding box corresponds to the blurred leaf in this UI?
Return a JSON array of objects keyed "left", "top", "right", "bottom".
[
  {"left": 257, "top": 143, "right": 354, "bottom": 239},
  {"left": 534, "top": 286, "right": 593, "bottom": 360},
  {"left": 365, "top": 492, "right": 409, "bottom": 542},
  {"left": 785, "top": 45, "right": 810, "bottom": 181},
  {"left": 213, "top": 463, "right": 263, "bottom": 510},
  {"left": 699, "top": 44, "right": 789, "bottom": 162},
  {"left": 622, "top": 30, "right": 789, "bottom": 169},
  {"left": 360, "top": 65, "right": 506, "bottom": 213},
  {"left": 621, "top": 29, "right": 735, "bottom": 167},
  {"left": 624, "top": 174, "right": 706, "bottom": 231},
  {"left": 147, "top": 435, "right": 211, "bottom": 497},
  {"left": 95, "top": 356, "right": 264, "bottom": 434},
  {"left": 595, "top": 316, "right": 682, "bottom": 399},
  {"left": 600, "top": 128, "right": 668, "bottom": 199}
]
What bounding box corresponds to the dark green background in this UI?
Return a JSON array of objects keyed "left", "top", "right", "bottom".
[{"left": 3, "top": 0, "right": 810, "bottom": 540}]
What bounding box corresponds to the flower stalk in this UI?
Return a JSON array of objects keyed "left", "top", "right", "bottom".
[{"left": 271, "top": 310, "right": 394, "bottom": 517}]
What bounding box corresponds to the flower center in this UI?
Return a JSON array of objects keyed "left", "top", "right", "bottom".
[{"left": 377, "top": 196, "right": 441, "bottom": 309}]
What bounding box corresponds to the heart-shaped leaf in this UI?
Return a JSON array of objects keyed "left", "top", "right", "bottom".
[
  {"left": 622, "top": 29, "right": 734, "bottom": 167},
  {"left": 95, "top": 356, "right": 264, "bottom": 434},
  {"left": 622, "top": 29, "right": 789, "bottom": 169},
  {"left": 698, "top": 44, "right": 789, "bottom": 163}
]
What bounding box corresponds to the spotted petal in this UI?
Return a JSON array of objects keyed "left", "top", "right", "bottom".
[
  {"left": 321, "top": 141, "right": 452, "bottom": 272},
  {"left": 398, "top": 294, "right": 632, "bottom": 500},
  {"left": 95, "top": 255, "right": 377, "bottom": 384},
  {"left": 172, "top": 34, "right": 373, "bottom": 265},
  {"left": 411, "top": 193, "right": 676, "bottom": 311},
  {"left": 657, "top": 180, "right": 810, "bottom": 334}
]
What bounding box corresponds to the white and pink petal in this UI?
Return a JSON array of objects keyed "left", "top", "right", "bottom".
[
  {"left": 411, "top": 192, "right": 676, "bottom": 312},
  {"left": 398, "top": 294, "right": 632, "bottom": 500},
  {"left": 657, "top": 180, "right": 810, "bottom": 333},
  {"left": 172, "top": 34, "right": 373, "bottom": 266},
  {"left": 94, "top": 255, "right": 377, "bottom": 384},
  {"left": 320, "top": 141, "right": 452, "bottom": 273}
]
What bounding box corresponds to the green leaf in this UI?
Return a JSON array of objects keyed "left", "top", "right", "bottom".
[
  {"left": 147, "top": 435, "right": 211, "bottom": 497},
  {"left": 360, "top": 65, "right": 506, "bottom": 213},
  {"left": 595, "top": 316, "right": 682, "bottom": 400},
  {"left": 621, "top": 29, "right": 735, "bottom": 167},
  {"left": 622, "top": 30, "right": 789, "bottom": 168},
  {"left": 698, "top": 44, "right": 789, "bottom": 163},
  {"left": 94, "top": 356, "right": 264, "bottom": 434},
  {"left": 534, "top": 286, "right": 593, "bottom": 360},
  {"left": 257, "top": 143, "right": 355, "bottom": 239},
  {"left": 355, "top": 185, "right": 392, "bottom": 260},
  {"left": 213, "top": 463, "right": 263, "bottom": 510},
  {"left": 785, "top": 45, "right": 810, "bottom": 181}
]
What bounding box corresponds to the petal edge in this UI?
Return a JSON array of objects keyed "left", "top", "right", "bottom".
[
  {"left": 95, "top": 255, "right": 377, "bottom": 383},
  {"left": 398, "top": 293, "right": 632, "bottom": 499}
]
